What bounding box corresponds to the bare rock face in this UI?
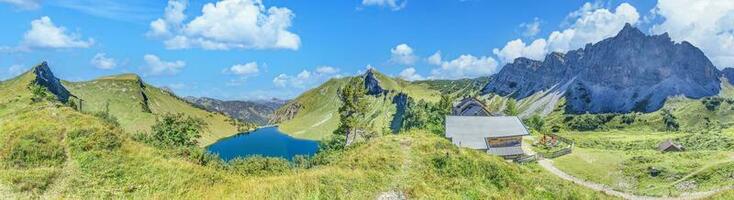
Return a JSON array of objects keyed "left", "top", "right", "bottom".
[
  {"left": 186, "top": 97, "right": 287, "bottom": 126},
  {"left": 33, "top": 62, "right": 72, "bottom": 103},
  {"left": 482, "top": 24, "right": 721, "bottom": 114},
  {"left": 269, "top": 102, "right": 302, "bottom": 124},
  {"left": 364, "top": 69, "right": 385, "bottom": 96}
]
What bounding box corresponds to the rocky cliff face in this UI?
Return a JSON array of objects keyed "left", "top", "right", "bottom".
[
  {"left": 482, "top": 24, "right": 722, "bottom": 114},
  {"left": 32, "top": 62, "right": 73, "bottom": 103},
  {"left": 364, "top": 69, "right": 385, "bottom": 96},
  {"left": 186, "top": 97, "right": 286, "bottom": 126}
]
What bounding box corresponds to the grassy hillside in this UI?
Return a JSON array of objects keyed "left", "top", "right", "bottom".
[
  {"left": 64, "top": 74, "right": 245, "bottom": 146},
  {"left": 274, "top": 70, "right": 468, "bottom": 140},
  {"left": 0, "top": 69, "right": 617, "bottom": 198}
]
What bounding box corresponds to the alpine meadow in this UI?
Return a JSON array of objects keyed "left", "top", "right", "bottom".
[{"left": 1, "top": 0, "right": 734, "bottom": 199}]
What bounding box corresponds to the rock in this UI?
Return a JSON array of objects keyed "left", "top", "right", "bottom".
[
  {"left": 270, "top": 102, "right": 303, "bottom": 124},
  {"left": 32, "top": 62, "right": 72, "bottom": 103},
  {"left": 482, "top": 23, "right": 721, "bottom": 114},
  {"left": 364, "top": 69, "right": 385, "bottom": 96},
  {"left": 390, "top": 93, "right": 409, "bottom": 133}
]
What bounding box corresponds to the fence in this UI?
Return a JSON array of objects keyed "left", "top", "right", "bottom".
[{"left": 538, "top": 133, "right": 575, "bottom": 159}]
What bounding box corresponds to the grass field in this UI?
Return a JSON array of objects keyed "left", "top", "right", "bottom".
[
  {"left": 64, "top": 74, "right": 242, "bottom": 146},
  {"left": 551, "top": 130, "right": 734, "bottom": 197}
]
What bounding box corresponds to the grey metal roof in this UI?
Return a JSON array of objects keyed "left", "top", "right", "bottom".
[
  {"left": 487, "top": 146, "right": 525, "bottom": 156},
  {"left": 445, "top": 116, "right": 530, "bottom": 138}
]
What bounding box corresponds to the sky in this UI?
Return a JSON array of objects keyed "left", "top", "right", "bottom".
[{"left": 1, "top": 0, "right": 733, "bottom": 100}]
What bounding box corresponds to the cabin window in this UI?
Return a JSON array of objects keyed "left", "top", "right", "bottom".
[{"left": 486, "top": 136, "right": 521, "bottom": 148}]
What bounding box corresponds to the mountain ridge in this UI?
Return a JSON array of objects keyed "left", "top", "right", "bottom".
[{"left": 482, "top": 23, "right": 722, "bottom": 114}]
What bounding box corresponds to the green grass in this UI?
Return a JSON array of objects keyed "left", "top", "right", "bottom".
[
  {"left": 64, "top": 74, "right": 241, "bottom": 146},
  {"left": 551, "top": 130, "right": 734, "bottom": 197},
  {"left": 275, "top": 70, "right": 452, "bottom": 140}
]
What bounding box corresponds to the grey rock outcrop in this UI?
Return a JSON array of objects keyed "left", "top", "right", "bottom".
[
  {"left": 364, "top": 69, "right": 385, "bottom": 96},
  {"left": 33, "top": 62, "right": 72, "bottom": 103},
  {"left": 482, "top": 24, "right": 721, "bottom": 114}
]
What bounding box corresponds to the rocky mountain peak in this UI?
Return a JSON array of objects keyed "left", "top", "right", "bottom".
[
  {"left": 32, "top": 62, "right": 72, "bottom": 103},
  {"left": 364, "top": 68, "right": 385, "bottom": 95},
  {"left": 482, "top": 24, "right": 721, "bottom": 114}
]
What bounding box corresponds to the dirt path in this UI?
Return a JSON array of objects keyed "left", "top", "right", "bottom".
[
  {"left": 376, "top": 137, "right": 411, "bottom": 200},
  {"left": 523, "top": 136, "right": 734, "bottom": 200}
]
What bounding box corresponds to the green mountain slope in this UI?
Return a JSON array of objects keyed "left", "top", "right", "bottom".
[
  {"left": 63, "top": 74, "right": 249, "bottom": 146},
  {"left": 271, "top": 69, "right": 464, "bottom": 140}
]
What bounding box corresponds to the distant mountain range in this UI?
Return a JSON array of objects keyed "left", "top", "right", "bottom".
[
  {"left": 185, "top": 97, "right": 287, "bottom": 126},
  {"left": 482, "top": 23, "right": 722, "bottom": 114}
]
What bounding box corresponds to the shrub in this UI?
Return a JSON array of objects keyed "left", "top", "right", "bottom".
[
  {"left": 150, "top": 113, "right": 207, "bottom": 147},
  {"left": 565, "top": 114, "right": 614, "bottom": 131},
  {"left": 228, "top": 156, "right": 291, "bottom": 176},
  {"left": 701, "top": 97, "right": 724, "bottom": 111},
  {"left": 677, "top": 131, "right": 734, "bottom": 150},
  {"left": 660, "top": 109, "right": 679, "bottom": 131},
  {"left": 524, "top": 115, "right": 544, "bottom": 133}
]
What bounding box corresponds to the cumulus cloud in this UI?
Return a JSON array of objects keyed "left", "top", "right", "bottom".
[
  {"left": 650, "top": 0, "right": 734, "bottom": 68},
  {"left": 316, "top": 66, "right": 339, "bottom": 74},
  {"left": 520, "top": 18, "right": 541, "bottom": 37},
  {"left": 273, "top": 66, "right": 341, "bottom": 88},
  {"left": 492, "top": 3, "right": 639, "bottom": 63},
  {"left": 90, "top": 53, "right": 117, "bottom": 70},
  {"left": 390, "top": 43, "right": 417, "bottom": 65},
  {"left": 149, "top": 0, "right": 301, "bottom": 50},
  {"left": 142, "top": 54, "right": 185, "bottom": 76},
  {"left": 22, "top": 16, "right": 94, "bottom": 49},
  {"left": 429, "top": 54, "right": 498, "bottom": 79},
  {"left": 228, "top": 62, "right": 260, "bottom": 76},
  {"left": 493, "top": 39, "right": 547, "bottom": 63},
  {"left": 427, "top": 51, "right": 442, "bottom": 65},
  {"left": 0, "top": 0, "right": 40, "bottom": 10},
  {"left": 398, "top": 67, "right": 424, "bottom": 81},
  {"left": 362, "top": 0, "right": 406, "bottom": 11}
]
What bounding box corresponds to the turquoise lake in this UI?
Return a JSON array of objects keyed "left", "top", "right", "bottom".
[{"left": 206, "top": 127, "right": 319, "bottom": 161}]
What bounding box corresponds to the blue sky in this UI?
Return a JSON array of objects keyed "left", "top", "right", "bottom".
[{"left": 3, "top": 0, "right": 733, "bottom": 100}]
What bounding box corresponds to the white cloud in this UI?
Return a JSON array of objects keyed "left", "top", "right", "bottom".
[
  {"left": 149, "top": 0, "right": 301, "bottom": 50},
  {"left": 142, "top": 54, "right": 185, "bottom": 76},
  {"left": 90, "top": 53, "right": 117, "bottom": 70},
  {"left": 22, "top": 16, "right": 94, "bottom": 49},
  {"left": 390, "top": 43, "right": 417, "bottom": 65},
  {"left": 398, "top": 67, "right": 424, "bottom": 81},
  {"left": 520, "top": 18, "right": 541, "bottom": 37},
  {"left": 316, "top": 66, "right": 339, "bottom": 74},
  {"left": 492, "top": 3, "right": 639, "bottom": 63},
  {"left": 493, "top": 39, "right": 547, "bottom": 63},
  {"left": 0, "top": 0, "right": 40, "bottom": 9},
  {"left": 228, "top": 62, "right": 260, "bottom": 76},
  {"left": 427, "top": 51, "right": 442, "bottom": 65},
  {"left": 429, "top": 54, "right": 498, "bottom": 79},
  {"left": 147, "top": 0, "right": 187, "bottom": 38},
  {"left": 362, "top": 0, "right": 406, "bottom": 11},
  {"left": 650, "top": 0, "right": 734, "bottom": 68},
  {"left": 273, "top": 66, "right": 342, "bottom": 88},
  {"left": 7, "top": 64, "right": 27, "bottom": 77}
]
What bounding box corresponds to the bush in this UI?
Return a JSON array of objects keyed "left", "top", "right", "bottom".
[
  {"left": 228, "top": 156, "right": 291, "bottom": 176},
  {"left": 701, "top": 97, "right": 724, "bottom": 111},
  {"left": 565, "top": 114, "right": 614, "bottom": 131},
  {"left": 660, "top": 109, "right": 679, "bottom": 131},
  {"left": 677, "top": 131, "right": 734, "bottom": 150},
  {"left": 524, "top": 115, "right": 544, "bottom": 133},
  {"left": 150, "top": 113, "right": 207, "bottom": 147}
]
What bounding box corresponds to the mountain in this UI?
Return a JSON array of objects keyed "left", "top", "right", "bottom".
[
  {"left": 185, "top": 97, "right": 286, "bottom": 126},
  {"left": 64, "top": 73, "right": 252, "bottom": 146},
  {"left": 271, "top": 69, "right": 459, "bottom": 140},
  {"left": 482, "top": 23, "right": 721, "bottom": 114}
]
